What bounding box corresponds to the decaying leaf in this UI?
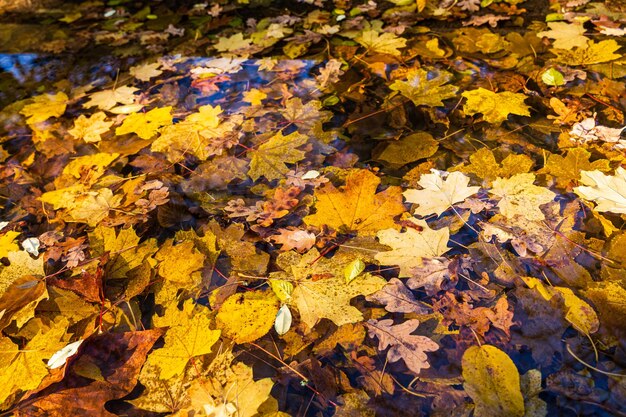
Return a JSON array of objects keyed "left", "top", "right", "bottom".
[{"left": 367, "top": 319, "right": 439, "bottom": 374}]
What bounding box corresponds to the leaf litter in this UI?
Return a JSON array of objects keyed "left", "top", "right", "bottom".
[{"left": 0, "top": 0, "right": 626, "bottom": 415}]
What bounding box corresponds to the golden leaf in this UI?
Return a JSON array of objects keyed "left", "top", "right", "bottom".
[
  {"left": 216, "top": 290, "right": 280, "bottom": 343},
  {"left": 116, "top": 106, "right": 173, "bottom": 139},
  {"left": 462, "top": 88, "right": 530, "bottom": 124},
  {"left": 304, "top": 169, "right": 405, "bottom": 236}
]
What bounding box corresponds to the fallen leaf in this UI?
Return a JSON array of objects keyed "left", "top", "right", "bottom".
[
  {"left": 574, "top": 167, "right": 626, "bottom": 214},
  {"left": 366, "top": 319, "right": 439, "bottom": 374},
  {"left": 115, "top": 106, "right": 173, "bottom": 139},
  {"left": 375, "top": 218, "right": 450, "bottom": 277},
  {"left": 216, "top": 290, "right": 280, "bottom": 343},
  {"left": 462, "top": 88, "right": 530, "bottom": 124},
  {"left": 248, "top": 131, "right": 308, "bottom": 181},
  {"left": 403, "top": 170, "right": 479, "bottom": 217},
  {"left": 462, "top": 344, "right": 524, "bottom": 417},
  {"left": 356, "top": 30, "right": 406, "bottom": 56},
  {"left": 490, "top": 173, "right": 555, "bottom": 220},
  {"left": 389, "top": 68, "right": 458, "bottom": 107},
  {"left": 304, "top": 169, "right": 406, "bottom": 236}
]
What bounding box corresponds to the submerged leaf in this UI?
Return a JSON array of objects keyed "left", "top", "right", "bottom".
[{"left": 462, "top": 345, "right": 524, "bottom": 417}]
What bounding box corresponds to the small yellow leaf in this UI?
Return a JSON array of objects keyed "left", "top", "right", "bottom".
[
  {"left": 554, "top": 287, "right": 599, "bottom": 334},
  {"left": 116, "top": 106, "right": 173, "bottom": 139},
  {"left": 20, "top": 92, "right": 68, "bottom": 124},
  {"left": 490, "top": 173, "right": 555, "bottom": 220},
  {"left": 462, "top": 345, "right": 524, "bottom": 417},
  {"left": 344, "top": 258, "right": 365, "bottom": 283},
  {"left": 0, "top": 231, "right": 20, "bottom": 258},
  {"left": 242, "top": 88, "right": 267, "bottom": 106}
]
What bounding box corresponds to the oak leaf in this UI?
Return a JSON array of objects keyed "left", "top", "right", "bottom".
[
  {"left": 462, "top": 88, "right": 530, "bottom": 124},
  {"left": 375, "top": 218, "right": 450, "bottom": 277},
  {"left": 366, "top": 319, "right": 439, "bottom": 374},
  {"left": 366, "top": 278, "right": 428, "bottom": 314},
  {"left": 304, "top": 169, "right": 405, "bottom": 236},
  {"left": 403, "top": 171, "right": 479, "bottom": 217}
]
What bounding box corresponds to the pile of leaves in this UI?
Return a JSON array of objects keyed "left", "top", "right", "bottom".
[{"left": 2, "top": 0, "right": 626, "bottom": 415}]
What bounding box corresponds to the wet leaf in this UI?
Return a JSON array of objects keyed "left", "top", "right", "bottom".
[
  {"left": 304, "top": 169, "right": 406, "bottom": 236},
  {"left": 375, "top": 218, "right": 450, "bottom": 277},
  {"left": 216, "top": 290, "right": 280, "bottom": 343},
  {"left": 367, "top": 319, "right": 439, "bottom": 374},
  {"left": 389, "top": 68, "right": 458, "bottom": 107},
  {"left": 403, "top": 171, "right": 479, "bottom": 217},
  {"left": 462, "top": 88, "right": 530, "bottom": 124},
  {"left": 462, "top": 345, "right": 524, "bottom": 417}
]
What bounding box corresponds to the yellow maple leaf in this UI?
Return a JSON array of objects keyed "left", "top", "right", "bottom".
[
  {"left": 389, "top": 68, "right": 458, "bottom": 107},
  {"left": 149, "top": 300, "right": 221, "bottom": 380},
  {"left": 242, "top": 88, "right": 267, "bottom": 106},
  {"left": 574, "top": 167, "right": 626, "bottom": 213},
  {"left": 89, "top": 225, "right": 156, "bottom": 280},
  {"left": 248, "top": 131, "right": 308, "bottom": 181},
  {"left": 0, "top": 319, "right": 68, "bottom": 407},
  {"left": 130, "top": 62, "right": 163, "bottom": 82},
  {"left": 151, "top": 105, "right": 239, "bottom": 161},
  {"left": 214, "top": 33, "right": 252, "bottom": 53},
  {"left": 375, "top": 218, "right": 450, "bottom": 277},
  {"left": 83, "top": 85, "right": 138, "bottom": 111},
  {"left": 403, "top": 171, "right": 479, "bottom": 217},
  {"left": 537, "top": 22, "right": 589, "bottom": 50},
  {"left": 68, "top": 112, "right": 114, "bottom": 143},
  {"left": 40, "top": 185, "right": 123, "bottom": 226},
  {"left": 215, "top": 290, "right": 280, "bottom": 343},
  {"left": 116, "top": 106, "right": 173, "bottom": 139},
  {"left": 462, "top": 88, "right": 530, "bottom": 124},
  {"left": 462, "top": 345, "right": 525, "bottom": 417},
  {"left": 456, "top": 148, "right": 533, "bottom": 186},
  {"left": 490, "top": 173, "right": 556, "bottom": 220},
  {"left": 20, "top": 92, "right": 68, "bottom": 124},
  {"left": 0, "top": 231, "right": 20, "bottom": 258},
  {"left": 539, "top": 147, "right": 610, "bottom": 190},
  {"left": 304, "top": 169, "right": 406, "bottom": 236},
  {"left": 551, "top": 40, "right": 621, "bottom": 66},
  {"left": 155, "top": 239, "right": 205, "bottom": 286},
  {"left": 356, "top": 30, "right": 407, "bottom": 56}
]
